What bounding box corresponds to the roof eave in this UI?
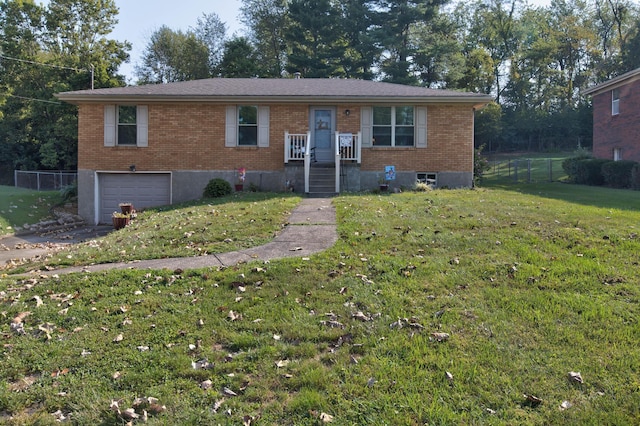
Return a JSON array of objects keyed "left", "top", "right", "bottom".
[
  {"left": 55, "top": 93, "right": 493, "bottom": 105},
  {"left": 582, "top": 67, "right": 640, "bottom": 96}
]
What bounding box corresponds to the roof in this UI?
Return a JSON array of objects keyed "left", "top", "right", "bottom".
[
  {"left": 582, "top": 67, "right": 640, "bottom": 96},
  {"left": 55, "top": 78, "right": 492, "bottom": 107}
]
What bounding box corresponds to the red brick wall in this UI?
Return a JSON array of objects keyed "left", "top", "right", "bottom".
[
  {"left": 592, "top": 78, "right": 640, "bottom": 162},
  {"left": 78, "top": 103, "right": 474, "bottom": 173}
]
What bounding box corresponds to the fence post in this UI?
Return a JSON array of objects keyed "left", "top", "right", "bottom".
[
  {"left": 527, "top": 159, "right": 532, "bottom": 183},
  {"left": 513, "top": 160, "right": 518, "bottom": 182},
  {"left": 548, "top": 158, "right": 553, "bottom": 182}
]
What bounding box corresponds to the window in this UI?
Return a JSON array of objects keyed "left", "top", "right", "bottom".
[
  {"left": 117, "top": 106, "right": 137, "bottom": 145},
  {"left": 238, "top": 106, "right": 258, "bottom": 146},
  {"left": 612, "top": 88, "right": 620, "bottom": 115},
  {"left": 104, "top": 105, "right": 148, "bottom": 148},
  {"left": 614, "top": 148, "right": 621, "bottom": 161},
  {"left": 373, "top": 106, "right": 414, "bottom": 147},
  {"left": 417, "top": 172, "right": 437, "bottom": 185}
]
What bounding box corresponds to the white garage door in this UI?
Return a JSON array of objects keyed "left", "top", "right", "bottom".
[{"left": 99, "top": 173, "right": 171, "bottom": 224}]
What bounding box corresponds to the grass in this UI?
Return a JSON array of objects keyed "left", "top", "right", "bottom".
[
  {"left": 0, "top": 186, "right": 62, "bottom": 235},
  {"left": 1, "top": 185, "right": 639, "bottom": 424}
]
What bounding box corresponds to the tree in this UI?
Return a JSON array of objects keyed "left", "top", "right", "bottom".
[
  {"left": 369, "top": 0, "right": 449, "bottom": 85},
  {"left": 135, "top": 26, "right": 210, "bottom": 84},
  {"left": 217, "top": 37, "right": 260, "bottom": 77},
  {"left": 240, "top": 0, "right": 289, "bottom": 77},
  {"left": 285, "top": 0, "right": 347, "bottom": 77},
  {"left": 193, "top": 12, "right": 227, "bottom": 72},
  {"left": 0, "top": 0, "right": 130, "bottom": 176}
]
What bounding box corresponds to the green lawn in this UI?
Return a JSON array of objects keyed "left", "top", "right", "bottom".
[
  {"left": 0, "top": 186, "right": 61, "bottom": 235},
  {"left": 1, "top": 186, "right": 639, "bottom": 425}
]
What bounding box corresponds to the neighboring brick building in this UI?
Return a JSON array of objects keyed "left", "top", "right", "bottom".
[
  {"left": 56, "top": 78, "right": 491, "bottom": 224},
  {"left": 583, "top": 67, "right": 640, "bottom": 162}
]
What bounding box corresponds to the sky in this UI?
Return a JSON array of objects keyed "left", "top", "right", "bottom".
[{"left": 59, "top": 0, "right": 552, "bottom": 82}]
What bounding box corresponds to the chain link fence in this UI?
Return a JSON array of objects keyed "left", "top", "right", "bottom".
[
  {"left": 14, "top": 170, "right": 77, "bottom": 191},
  {"left": 485, "top": 158, "right": 568, "bottom": 184}
]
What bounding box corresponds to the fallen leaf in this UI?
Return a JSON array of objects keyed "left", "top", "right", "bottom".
[
  {"left": 524, "top": 394, "right": 543, "bottom": 405},
  {"left": 201, "top": 379, "right": 213, "bottom": 390},
  {"left": 228, "top": 310, "right": 242, "bottom": 321},
  {"left": 32, "top": 295, "right": 44, "bottom": 307},
  {"left": 320, "top": 412, "right": 334, "bottom": 423},
  {"left": 445, "top": 371, "right": 454, "bottom": 382},
  {"left": 223, "top": 387, "right": 238, "bottom": 396},
  {"left": 568, "top": 371, "right": 583, "bottom": 384},
  {"left": 367, "top": 377, "right": 376, "bottom": 387},
  {"left": 290, "top": 246, "right": 303, "bottom": 251},
  {"left": 276, "top": 360, "right": 290, "bottom": 368},
  {"left": 352, "top": 311, "right": 371, "bottom": 322},
  {"left": 430, "top": 332, "right": 450, "bottom": 342},
  {"left": 560, "top": 400, "right": 572, "bottom": 410},
  {"left": 113, "top": 333, "right": 124, "bottom": 343},
  {"left": 212, "top": 398, "right": 225, "bottom": 413}
]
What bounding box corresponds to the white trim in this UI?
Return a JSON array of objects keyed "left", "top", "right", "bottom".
[{"left": 137, "top": 105, "right": 148, "bottom": 147}]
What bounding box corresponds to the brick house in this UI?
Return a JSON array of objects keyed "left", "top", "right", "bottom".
[
  {"left": 583, "top": 67, "right": 640, "bottom": 162},
  {"left": 56, "top": 78, "right": 491, "bottom": 224}
]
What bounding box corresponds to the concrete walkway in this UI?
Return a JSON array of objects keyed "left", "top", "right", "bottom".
[{"left": 31, "top": 198, "right": 337, "bottom": 275}]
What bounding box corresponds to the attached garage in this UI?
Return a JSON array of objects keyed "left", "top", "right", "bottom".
[{"left": 98, "top": 173, "right": 171, "bottom": 224}]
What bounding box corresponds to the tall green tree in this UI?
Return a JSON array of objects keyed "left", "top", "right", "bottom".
[
  {"left": 217, "top": 37, "right": 261, "bottom": 77},
  {"left": 369, "top": 0, "right": 449, "bottom": 85},
  {"left": 240, "top": 0, "right": 289, "bottom": 77},
  {"left": 135, "top": 26, "right": 210, "bottom": 84},
  {"left": 285, "top": 0, "right": 347, "bottom": 77},
  {"left": 193, "top": 12, "right": 227, "bottom": 72},
  {"left": 0, "top": 0, "right": 129, "bottom": 174}
]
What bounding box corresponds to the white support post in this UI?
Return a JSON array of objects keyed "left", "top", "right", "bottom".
[
  {"left": 304, "top": 132, "right": 311, "bottom": 193},
  {"left": 284, "top": 131, "right": 290, "bottom": 163},
  {"left": 356, "top": 131, "right": 362, "bottom": 164},
  {"left": 335, "top": 132, "right": 341, "bottom": 193}
]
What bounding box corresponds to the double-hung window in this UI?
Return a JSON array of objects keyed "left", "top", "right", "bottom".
[
  {"left": 373, "top": 106, "right": 414, "bottom": 147},
  {"left": 238, "top": 106, "right": 258, "bottom": 146},
  {"left": 117, "top": 105, "right": 137, "bottom": 145},
  {"left": 104, "top": 105, "right": 148, "bottom": 147},
  {"left": 612, "top": 88, "right": 620, "bottom": 115}
]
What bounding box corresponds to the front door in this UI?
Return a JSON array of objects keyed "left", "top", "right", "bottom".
[{"left": 311, "top": 107, "right": 335, "bottom": 162}]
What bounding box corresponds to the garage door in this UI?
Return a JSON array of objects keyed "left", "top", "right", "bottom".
[{"left": 99, "top": 173, "right": 171, "bottom": 224}]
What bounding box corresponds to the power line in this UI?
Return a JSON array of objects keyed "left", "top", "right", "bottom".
[
  {"left": 4, "top": 93, "right": 61, "bottom": 105},
  {"left": 0, "top": 54, "right": 87, "bottom": 72}
]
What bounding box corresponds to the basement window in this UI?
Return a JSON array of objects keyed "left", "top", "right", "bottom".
[{"left": 417, "top": 172, "right": 437, "bottom": 185}]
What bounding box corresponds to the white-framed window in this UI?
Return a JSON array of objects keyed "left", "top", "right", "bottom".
[
  {"left": 612, "top": 88, "right": 620, "bottom": 115},
  {"left": 613, "top": 148, "right": 621, "bottom": 161},
  {"left": 372, "top": 106, "right": 415, "bottom": 146},
  {"left": 104, "top": 105, "right": 148, "bottom": 147},
  {"left": 238, "top": 105, "right": 258, "bottom": 146},
  {"left": 225, "top": 105, "right": 269, "bottom": 148},
  {"left": 417, "top": 172, "right": 437, "bottom": 185},
  {"left": 117, "top": 105, "right": 137, "bottom": 145}
]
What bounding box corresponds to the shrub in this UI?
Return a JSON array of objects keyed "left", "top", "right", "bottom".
[
  {"left": 59, "top": 181, "right": 78, "bottom": 202},
  {"left": 203, "top": 178, "right": 232, "bottom": 198},
  {"left": 631, "top": 163, "right": 640, "bottom": 190},
  {"left": 574, "top": 158, "right": 608, "bottom": 186},
  {"left": 562, "top": 150, "right": 592, "bottom": 181},
  {"left": 601, "top": 160, "right": 637, "bottom": 188},
  {"left": 473, "top": 145, "right": 490, "bottom": 185}
]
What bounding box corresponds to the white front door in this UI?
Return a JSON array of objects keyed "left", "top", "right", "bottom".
[{"left": 310, "top": 107, "right": 335, "bottom": 162}]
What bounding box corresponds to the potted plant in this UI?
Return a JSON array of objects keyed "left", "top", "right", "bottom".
[
  {"left": 378, "top": 175, "right": 389, "bottom": 191},
  {"left": 119, "top": 202, "right": 134, "bottom": 215},
  {"left": 235, "top": 167, "right": 246, "bottom": 191},
  {"left": 112, "top": 211, "right": 130, "bottom": 230}
]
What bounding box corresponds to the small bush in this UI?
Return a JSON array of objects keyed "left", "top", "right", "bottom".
[
  {"left": 602, "top": 160, "right": 637, "bottom": 188},
  {"left": 562, "top": 150, "right": 592, "bottom": 181},
  {"left": 203, "top": 178, "right": 232, "bottom": 198},
  {"left": 573, "top": 158, "right": 608, "bottom": 186},
  {"left": 631, "top": 164, "right": 640, "bottom": 190},
  {"left": 59, "top": 181, "right": 78, "bottom": 202}
]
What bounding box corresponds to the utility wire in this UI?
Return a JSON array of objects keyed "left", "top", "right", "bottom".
[
  {"left": 0, "top": 54, "right": 88, "bottom": 72},
  {"left": 4, "top": 93, "right": 61, "bottom": 105}
]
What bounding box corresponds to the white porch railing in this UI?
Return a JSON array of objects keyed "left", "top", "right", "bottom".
[
  {"left": 284, "top": 131, "right": 310, "bottom": 163},
  {"left": 335, "top": 131, "right": 361, "bottom": 163},
  {"left": 285, "top": 131, "right": 361, "bottom": 194}
]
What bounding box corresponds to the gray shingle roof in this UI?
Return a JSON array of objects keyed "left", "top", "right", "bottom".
[{"left": 56, "top": 78, "right": 492, "bottom": 105}]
